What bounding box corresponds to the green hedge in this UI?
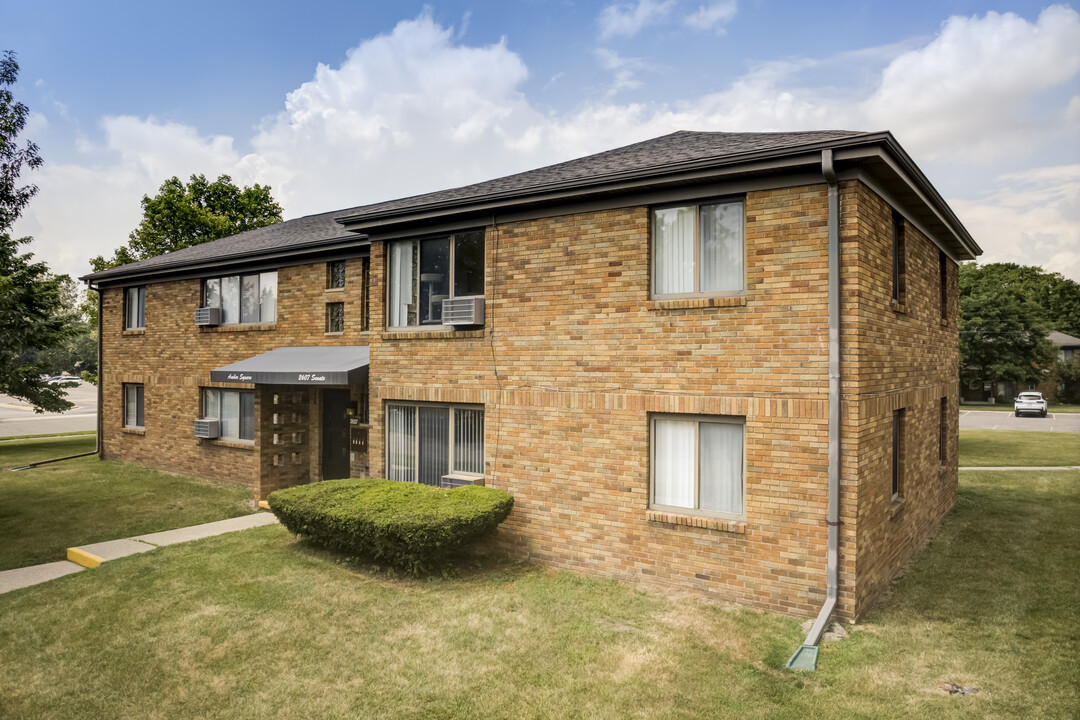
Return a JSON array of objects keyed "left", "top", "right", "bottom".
[{"left": 267, "top": 479, "right": 514, "bottom": 574}]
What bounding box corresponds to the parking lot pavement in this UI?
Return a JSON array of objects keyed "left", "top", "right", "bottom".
[
  {"left": 0, "top": 383, "right": 97, "bottom": 437},
  {"left": 959, "top": 409, "right": 1080, "bottom": 433}
]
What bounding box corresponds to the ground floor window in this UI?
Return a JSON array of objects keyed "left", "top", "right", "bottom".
[
  {"left": 123, "top": 384, "right": 144, "bottom": 428},
  {"left": 202, "top": 388, "right": 255, "bottom": 441},
  {"left": 892, "top": 409, "right": 905, "bottom": 501},
  {"left": 385, "top": 403, "right": 484, "bottom": 485},
  {"left": 650, "top": 414, "right": 744, "bottom": 519}
]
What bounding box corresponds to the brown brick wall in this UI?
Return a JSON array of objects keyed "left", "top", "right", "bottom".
[
  {"left": 99, "top": 178, "right": 961, "bottom": 621},
  {"left": 100, "top": 257, "right": 370, "bottom": 494}
]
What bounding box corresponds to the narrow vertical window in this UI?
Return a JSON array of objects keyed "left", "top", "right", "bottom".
[
  {"left": 360, "top": 256, "right": 371, "bottom": 332},
  {"left": 939, "top": 251, "right": 948, "bottom": 320},
  {"left": 892, "top": 409, "right": 905, "bottom": 501},
  {"left": 124, "top": 287, "right": 146, "bottom": 330},
  {"left": 328, "top": 260, "right": 346, "bottom": 289},
  {"left": 891, "top": 211, "right": 905, "bottom": 304},
  {"left": 326, "top": 302, "right": 345, "bottom": 333},
  {"left": 939, "top": 397, "right": 948, "bottom": 464},
  {"left": 123, "top": 383, "right": 145, "bottom": 428}
]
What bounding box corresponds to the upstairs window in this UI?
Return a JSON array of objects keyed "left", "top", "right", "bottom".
[
  {"left": 652, "top": 199, "right": 744, "bottom": 298},
  {"left": 124, "top": 286, "right": 146, "bottom": 330},
  {"left": 328, "top": 260, "right": 346, "bottom": 289},
  {"left": 202, "top": 388, "right": 255, "bottom": 442},
  {"left": 202, "top": 272, "right": 277, "bottom": 324},
  {"left": 123, "top": 383, "right": 144, "bottom": 428},
  {"left": 939, "top": 251, "right": 948, "bottom": 320},
  {"left": 387, "top": 230, "right": 484, "bottom": 328},
  {"left": 891, "top": 211, "right": 906, "bottom": 305}
]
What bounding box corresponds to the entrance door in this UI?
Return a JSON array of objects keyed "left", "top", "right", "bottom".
[{"left": 321, "top": 389, "right": 350, "bottom": 480}]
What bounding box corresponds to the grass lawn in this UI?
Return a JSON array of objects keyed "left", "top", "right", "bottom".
[
  {"left": 0, "top": 435, "right": 255, "bottom": 571},
  {"left": 1, "top": 469, "right": 1077, "bottom": 719},
  {"left": 959, "top": 429, "right": 1080, "bottom": 467},
  {"left": 960, "top": 403, "right": 1080, "bottom": 413}
]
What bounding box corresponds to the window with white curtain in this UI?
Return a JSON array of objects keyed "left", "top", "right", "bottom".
[
  {"left": 385, "top": 403, "right": 484, "bottom": 485},
  {"left": 202, "top": 271, "right": 276, "bottom": 324},
  {"left": 124, "top": 286, "right": 146, "bottom": 329},
  {"left": 651, "top": 414, "right": 744, "bottom": 518},
  {"left": 387, "top": 230, "right": 484, "bottom": 328},
  {"left": 123, "top": 384, "right": 144, "bottom": 428},
  {"left": 652, "top": 200, "right": 744, "bottom": 297}
]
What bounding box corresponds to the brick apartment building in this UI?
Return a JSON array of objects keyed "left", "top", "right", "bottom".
[{"left": 83, "top": 131, "right": 981, "bottom": 622}]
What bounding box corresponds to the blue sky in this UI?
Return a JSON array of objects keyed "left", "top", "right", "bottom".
[{"left": 2, "top": 1, "right": 1078, "bottom": 279}]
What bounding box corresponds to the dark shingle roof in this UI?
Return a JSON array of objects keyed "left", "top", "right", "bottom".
[
  {"left": 1050, "top": 331, "right": 1080, "bottom": 347},
  {"left": 83, "top": 130, "right": 869, "bottom": 283},
  {"left": 338, "top": 130, "right": 867, "bottom": 220}
]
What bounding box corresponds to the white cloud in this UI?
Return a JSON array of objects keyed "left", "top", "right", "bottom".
[
  {"left": 597, "top": 0, "right": 675, "bottom": 40},
  {"left": 684, "top": 1, "right": 737, "bottom": 32},
  {"left": 861, "top": 5, "right": 1080, "bottom": 163},
  {"left": 10, "top": 8, "right": 1080, "bottom": 282},
  {"left": 950, "top": 165, "right": 1080, "bottom": 280}
]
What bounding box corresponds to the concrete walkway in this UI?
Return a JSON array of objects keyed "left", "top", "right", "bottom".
[
  {"left": 959, "top": 465, "right": 1080, "bottom": 471},
  {"left": 0, "top": 513, "right": 278, "bottom": 595}
]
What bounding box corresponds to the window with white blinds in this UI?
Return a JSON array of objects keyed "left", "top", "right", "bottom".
[
  {"left": 651, "top": 414, "right": 744, "bottom": 519},
  {"left": 385, "top": 403, "right": 484, "bottom": 485},
  {"left": 652, "top": 199, "right": 744, "bottom": 298}
]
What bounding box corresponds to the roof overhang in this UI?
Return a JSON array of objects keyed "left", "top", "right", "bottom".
[{"left": 210, "top": 346, "right": 369, "bottom": 386}]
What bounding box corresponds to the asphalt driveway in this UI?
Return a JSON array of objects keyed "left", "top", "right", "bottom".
[{"left": 960, "top": 410, "right": 1080, "bottom": 433}]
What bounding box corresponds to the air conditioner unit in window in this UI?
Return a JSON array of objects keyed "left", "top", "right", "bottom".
[
  {"left": 442, "top": 297, "right": 485, "bottom": 326},
  {"left": 194, "top": 419, "right": 220, "bottom": 439},
  {"left": 195, "top": 307, "right": 222, "bottom": 326}
]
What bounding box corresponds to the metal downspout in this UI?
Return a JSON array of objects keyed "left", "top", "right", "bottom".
[{"left": 786, "top": 149, "right": 841, "bottom": 670}]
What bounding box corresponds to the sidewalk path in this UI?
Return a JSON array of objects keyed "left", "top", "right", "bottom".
[
  {"left": 0, "top": 513, "right": 278, "bottom": 595},
  {"left": 959, "top": 465, "right": 1080, "bottom": 471}
]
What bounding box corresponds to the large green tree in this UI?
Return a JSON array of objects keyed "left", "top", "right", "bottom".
[
  {"left": 958, "top": 263, "right": 1062, "bottom": 389},
  {"left": 90, "top": 173, "right": 283, "bottom": 271},
  {"left": 0, "top": 50, "right": 77, "bottom": 412}
]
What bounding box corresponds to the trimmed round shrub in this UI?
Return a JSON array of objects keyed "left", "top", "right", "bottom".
[{"left": 267, "top": 479, "right": 514, "bottom": 574}]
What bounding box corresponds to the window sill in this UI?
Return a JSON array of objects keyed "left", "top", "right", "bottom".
[
  {"left": 890, "top": 300, "right": 907, "bottom": 315},
  {"left": 647, "top": 295, "right": 747, "bottom": 311},
  {"left": 889, "top": 498, "right": 905, "bottom": 520},
  {"left": 121, "top": 427, "right": 145, "bottom": 435},
  {"left": 324, "top": 287, "right": 346, "bottom": 294},
  {"left": 646, "top": 509, "right": 745, "bottom": 534},
  {"left": 199, "top": 323, "right": 277, "bottom": 333},
  {"left": 939, "top": 317, "right": 950, "bottom": 328},
  {"left": 121, "top": 329, "right": 146, "bottom": 336},
  {"left": 381, "top": 328, "right": 486, "bottom": 340},
  {"left": 204, "top": 438, "right": 256, "bottom": 451},
  {"left": 325, "top": 331, "right": 344, "bottom": 337}
]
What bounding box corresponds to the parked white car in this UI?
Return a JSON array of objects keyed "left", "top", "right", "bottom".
[{"left": 1014, "top": 392, "right": 1048, "bottom": 418}]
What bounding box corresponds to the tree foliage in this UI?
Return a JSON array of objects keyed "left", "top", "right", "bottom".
[
  {"left": 0, "top": 50, "right": 77, "bottom": 412},
  {"left": 958, "top": 262, "right": 1075, "bottom": 388},
  {"left": 90, "top": 173, "right": 283, "bottom": 271}
]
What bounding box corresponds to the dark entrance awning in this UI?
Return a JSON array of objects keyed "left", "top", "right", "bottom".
[{"left": 210, "top": 346, "right": 369, "bottom": 386}]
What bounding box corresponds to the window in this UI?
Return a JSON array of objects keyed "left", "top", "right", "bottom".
[
  {"left": 891, "top": 211, "right": 906, "bottom": 304},
  {"left": 328, "top": 260, "right": 346, "bottom": 289},
  {"left": 202, "top": 388, "right": 255, "bottom": 441},
  {"left": 123, "top": 384, "right": 144, "bottom": 428},
  {"left": 650, "top": 415, "right": 744, "bottom": 518},
  {"left": 652, "top": 199, "right": 744, "bottom": 298},
  {"left": 892, "top": 409, "right": 905, "bottom": 501},
  {"left": 385, "top": 403, "right": 484, "bottom": 485},
  {"left": 939, "top": 251, "right": 948, "bottom": 320},
  {"left": 326, "top": 302, "right": 344, "bottom": 333},
  {"left": 387, "top": 230, "right": 484, "bottom": 327},
  {"left": 124, "top": 286, "right": 146, "bottom": 330},
  {"left": 202, "top": 271, "right": 277, "bottom": 324},
  {"left": 939, "top": 397, "right": 948, "bottom": 464}
]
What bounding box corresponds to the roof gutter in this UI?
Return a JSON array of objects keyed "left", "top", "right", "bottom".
[{"left": 786, "top": 148, "right": 842, "bottom": 671}]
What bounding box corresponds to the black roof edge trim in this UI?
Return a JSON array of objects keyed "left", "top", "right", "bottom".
[{"left": 82, "top": 237, "right": 371, "bottom": 287}]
